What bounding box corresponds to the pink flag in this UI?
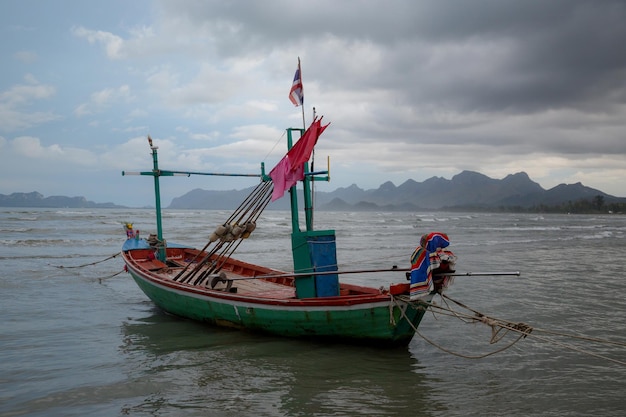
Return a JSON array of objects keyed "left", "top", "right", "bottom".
[
  {"left": 269, "top": 157, "right": 304, "bottom": 201},
  {"left": 269, "top": 117, "right": 330, "bottom": 201},
  {"left": 287, "top": 117, "right": 328, "bottom": 169}
]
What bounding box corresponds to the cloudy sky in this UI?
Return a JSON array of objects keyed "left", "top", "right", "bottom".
[{"left": 1, "top": 0, "right": 625, "bottom": 207}]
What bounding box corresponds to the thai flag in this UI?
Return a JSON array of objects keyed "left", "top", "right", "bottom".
[{"left": 289, "top": 60, "right": 303, "bottom": 107}]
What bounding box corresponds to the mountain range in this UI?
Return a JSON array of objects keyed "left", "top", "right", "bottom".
[
  {"left": 0, "top": 191, "right": 123, "bottom": 208},
  {"left": 168, "top": 170, "right": 626, "bottom": 211},
  {"left": 2, "top": 171, "right": 624, "bottom": 211}
]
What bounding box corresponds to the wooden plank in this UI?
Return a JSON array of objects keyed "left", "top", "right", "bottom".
[
  {"left": 231, "top": 278, "right": 296, "bottom": 299},
  {"left": 136, "top": 258, "right": 168, "bottom": 270}
]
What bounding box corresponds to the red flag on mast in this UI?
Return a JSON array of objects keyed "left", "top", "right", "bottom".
[
  {"left": 269, "top": 117, "right": 329, "bottom": 201},
  {"left": 289, "top": 59, "right": 304, "bottom": 107}
]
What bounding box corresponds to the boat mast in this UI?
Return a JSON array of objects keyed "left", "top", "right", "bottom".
[
  {"left": 282, "top": 126, "right": 337, "bottom": 298},
  {"left": 149, "top": 140, "right": 166, "bottom": 260},
  {"left": 286, "top": 128, "right": 305, "bottom": 232}
]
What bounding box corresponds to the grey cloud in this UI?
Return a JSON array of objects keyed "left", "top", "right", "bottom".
[{"left": 159, "top": 0, "right": 626, "bottom": 116}]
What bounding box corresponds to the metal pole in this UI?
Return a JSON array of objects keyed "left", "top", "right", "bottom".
[
  {"left": 149, "top": 144, "right": 166, "bottom": 261},
  {"left": 286, "top": 128, "right": 300, "bottom": 233},
  {"left": 222, "top": 268, "right": 521, "bottom": 281}
]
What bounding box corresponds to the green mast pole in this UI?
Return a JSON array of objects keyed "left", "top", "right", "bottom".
[
  {"left": 302, "top": 162, "right": 313, "bottom": 231},
  {"left": 149, "top": 141, "right": 166, "bottom": 261},
  {"left": 286, "top": 128, "right": 301, "bottom": 233}
]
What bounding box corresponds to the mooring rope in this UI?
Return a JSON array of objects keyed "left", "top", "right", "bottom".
[
  {"left": 400, "top": 293, "right": 626, "bottom": 366},
  {"left": 96, "top": 269, "right": 126, "bottom": 283},
  {"left": 438, "top": 294, "right": 626, "bottom": 363},
  {"left": 50, "top": 252, "right": 121, "bottom": 269},
  {"left": 391, "top": 295, "right": 528, "bottom": 359},
  {"left": 48, "top": 252, "right": 126, "bottom": 284},
  {"left": 529, "top": 327, "right": 626, "bottom": 347},
  {"left": 416, "top": 325, "right": 527, "bottom": 359},
  {"left": 524, "top": 331, "right": 626, "bottom": 366}
]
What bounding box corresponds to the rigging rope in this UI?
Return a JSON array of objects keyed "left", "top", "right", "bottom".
[
  {"left": 262, "top": 130, "right": 287, "bottom": 164},
  {"left": 174, "top": 180, "right": 274, "bottom": 286}
]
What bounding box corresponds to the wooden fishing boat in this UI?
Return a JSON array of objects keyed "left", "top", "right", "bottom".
[
  {"left": 121, "top": 121, "right": 455, "bottom": 347},
  {"left": 122, "top": 243, "right": 432, "bottom": 346}
]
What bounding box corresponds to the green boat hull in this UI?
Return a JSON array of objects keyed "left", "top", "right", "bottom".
[{"left": 129, "top": 269, "right": 430, "bottom": 347}]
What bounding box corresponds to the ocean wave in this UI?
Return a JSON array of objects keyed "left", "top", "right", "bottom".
[
  {"left": 1, "top": 215, "right": 39, "bottom": 221},
  {"left": 0, "top": 228, "right": 34, "bottom": 233}
]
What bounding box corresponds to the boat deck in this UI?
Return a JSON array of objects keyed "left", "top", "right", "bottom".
[
  {"left": 129, "top": 248, "right": 299, "bottom": 299},
  {"left": 125, "top": 246, "right": 399, "bottom": 301},
  {"left": 221, "top": 274, "right": 296, "bottom": 298}
]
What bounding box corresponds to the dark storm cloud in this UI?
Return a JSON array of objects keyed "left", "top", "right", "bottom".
[{"left": 161, "top": 0, "right": 626, "bottom": 115}]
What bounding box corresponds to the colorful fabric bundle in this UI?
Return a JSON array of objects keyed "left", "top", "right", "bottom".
[{"left": 409, "top": 232, "right": 456, "bottom": 300}]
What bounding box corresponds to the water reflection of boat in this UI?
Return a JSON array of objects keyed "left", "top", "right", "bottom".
[{"left": 120, "top": 314, "right": 444, "bottom": 416}]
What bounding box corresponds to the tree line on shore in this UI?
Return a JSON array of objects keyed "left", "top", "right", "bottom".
[{"left": 493, "top": 195, "right": 624, "bottom": 214}]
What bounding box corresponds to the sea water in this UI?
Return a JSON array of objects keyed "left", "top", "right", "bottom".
[{"left": 1, "top": 208, "right": 625, "bottom": 416}]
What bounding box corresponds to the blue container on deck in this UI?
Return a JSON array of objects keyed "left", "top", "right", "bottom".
[{"left": 291, "top": 230, "right": 339, "bottom": 298}]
